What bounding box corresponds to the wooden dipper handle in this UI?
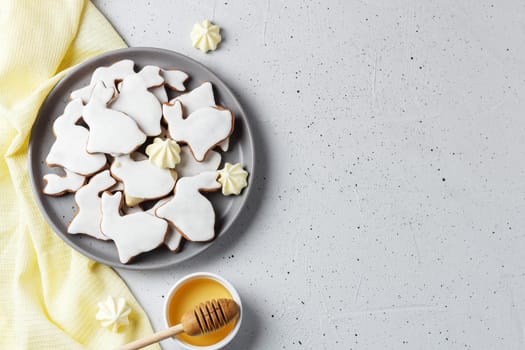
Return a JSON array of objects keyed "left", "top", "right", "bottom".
[{"left": 119, "top": 298, "right": 240, "bottom": 350}]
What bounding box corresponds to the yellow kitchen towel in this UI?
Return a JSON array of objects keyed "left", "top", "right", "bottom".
[{"left": 0, "top": 1, "right": 160, "bottom": 349}]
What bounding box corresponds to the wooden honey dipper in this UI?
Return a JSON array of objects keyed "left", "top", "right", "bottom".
[{"left": 119, "top": 298, "right": 240, "bottom": 350}]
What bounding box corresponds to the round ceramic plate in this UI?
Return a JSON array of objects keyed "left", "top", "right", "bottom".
[{"left": 28, "top": 47, "right": 254, "bottom": 270}]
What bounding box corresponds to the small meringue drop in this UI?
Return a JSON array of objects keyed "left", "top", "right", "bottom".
[
  {"left": 95, "top": 296, "right": 131, "bottom": 333},
  {"left": 190, "top": 20, "right": 222, "bottom": 53},
  {"left": 217, "top": 162, "right": 248, "bottom": 196},
  {"left": 145, "top": 137, "right": 181, "bottom": 169}
]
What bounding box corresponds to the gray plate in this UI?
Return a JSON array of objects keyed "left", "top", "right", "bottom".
[{"left": 28, "top": 47, "right": 254, "bottom": 270}]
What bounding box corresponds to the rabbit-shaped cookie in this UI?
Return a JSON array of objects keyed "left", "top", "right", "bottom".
[
  {"left": 46, "top": 98, "right": 107, "bottom": 175},
  {"left": 111, "top": 66, "right": 164, "bottom": 136},
  {"left": 70, "top": 59, "right": 135, "bottom": 103},
  {"left": 83, "top": 82, "right": 146, "bottom": 155},
  {"left": 156, "top": 171, "right": 221, "bottom": 242},
  {"left": 163, "top": 100, "right": 233, "bottom": 161},
  {"left": 101, "top": 191, "right": 168, "bottom": 263}
]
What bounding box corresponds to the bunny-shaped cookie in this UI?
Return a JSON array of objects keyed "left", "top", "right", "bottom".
[
  {"left": 70, "top": 59, "right": 135, "bottom": 103},
  {"left": 163, "top": 100, "right": 233, "bottom": 162},
  {"left": 101, "top": 191, "right": 168, "bottom": 263},
  {"left": 83, "top": 82, "right": 146, "bottom": 155},
  {"left": 111, "top": 66, "right": 164, "bottom": 136},
  {"left": 156, "top": 171, "right": 221, "bottom": 242},
  {"left": 46, "top": 98, "right": 107, "bottom": 175}
]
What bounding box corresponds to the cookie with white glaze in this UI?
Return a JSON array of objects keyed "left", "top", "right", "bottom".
[
  {"left": 163, "top": 101, "right": 234, "bottom": 162},
  {"left": 43, "top": 169, "right": 86, "bottom": 196},
  {"left": 162, "top": 69, "right": 188, "bottom": 91},
  {"left": 122, "top": 197, "right": 184, "bottom": 252},
  {"left": 148, "top": 69, "right": 188, "bottom": 103},
  {"left": 46, "top": 98, "right": 107, "bottom": 175},
  {"left": 111, "top": 154, "right": 176, "bottom": 206},
  {"left": 68, "top": 170, "right": 116, "bottom": 240},
  {"left": 111, "top": 66, "right": 164, "bottom": 136},
  {"left": 149, "top": 85, "right": 168, "bottom": 103},
  {"left": 71, "top": 59, "right": 135, "bottom": 103},
  {"left": 170, "top": 81, "right": 230, "bottom": 150},
  {"left": 100, "top": 191, "right": 168, "bottom": 263},
  {"left": 83, "top": 82, "right": 146, "bottom": 155},
  {"left": 155, "top": 171, "right": 221, "bottom": 242},
  {"left": 217, "top": 138, "right": 229, "bottom": 152},
  {"left": 170, "top": 81, "right": 215, "bottom": 115},
  {"left": 176, "top": 146, "right": 221, "bottom": 178}
]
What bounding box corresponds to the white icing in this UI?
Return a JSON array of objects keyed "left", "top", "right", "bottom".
[
  {"left": 165, "top": 228, "right": 183, "bottom": 252},
  {"left": 169, "top": 81, "right": 231, "bottom": 153},
  {"left": 43, "top": 169, "right": 85, "bottom": 195},
  {"left": 96, "top": 296, "right": 131, "bottom": 332},
  {"left": 111, "top": 154, "right": 176, "bottom": 202},
  {"left": 145, "top": 196, "right": 184, "bottom": 252},
  {"left": 83, "top": 82, "right": 146, "bottom": 155},
  {"left": 170, "top": 82, "right": 215, "bottom": 115},
  {"left": 217, "top": 138, "right": 229, "bottom": 152},
  {"left": 191, "top": 20, "right": 222, "bottom": 53},
  {"left": 176, "top": 146, "right": 221, "bottom": 178},
  {"left": 124, "top": 198, "right": 183, "bottom": 252},
  {"left": 46, "top": 99, "right": 107, "bottom": 175},
  {"left": 162, "top": 69, "right": 188, "bottom": 91},
  {"left": 101, "top": 192, "right": 168, "bottom": 263},
  {"left": 111, "top": 66, "right": 164, "bottom": 136},
  {"left": 68, "top": 170, "right": 116, "bottom": 240},
  {"left": 217, "top": 162, "right": 248, "bottom": 196},
  {"left": 163, "top": 101, "right": 233, "bottom": 162},
  {"left": 156, "top": 172, "right": 221, "bottom": 242},
  {"left": 71, "top": 59, "right": 135, "bottom": 103},
  {"left": 149, "top": 85, "right": 168, "bottom": 103}
]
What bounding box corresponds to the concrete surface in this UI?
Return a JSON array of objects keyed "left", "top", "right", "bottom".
[{"left": 93, "top": 0, "right": 525, "bottom": 348}]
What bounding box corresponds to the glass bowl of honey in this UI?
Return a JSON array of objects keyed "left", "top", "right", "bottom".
[{"left": 164, "top": 272, "right": 242, "bottom": 349}]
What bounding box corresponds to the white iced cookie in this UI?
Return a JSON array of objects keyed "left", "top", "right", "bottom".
[
  {"left": 163, "top": 101, "right": 234, "bottom": 162},
  {"left": 162, "top": 69, "right": 188, "bottom": 91},
  {"left": 170, "top": 82, "right": 230, "bottom": 151},
  {"left": 149, "top": 85, "right": 168, "bottom": 103},
  {"left": 68, "top": 170, "right": 116, "bottom": 240},
  {"left": 156, "top": 171, "right": 221, "bottom": 242},
  {"left": 83, "top": 82, "right": 146, "bottom": 155},
  {"left": 148, "top": 69, "right": 188, "bottom": 103},
  {"left": 145, "top": 137, "right": 181, "bottom": 169},
  {"left": 122, "top": 197, "right": 183, "bottom": 252},
  {"left": 149, "top": 197, "right": 184, "bottom": 252},
  {"left": 43, "top": 169, "right": 86, "bottom": 196},
  {"left": 101, "top": 191, "right": 168, "bottom": 263},
  {"left": 111, "top": 66, "right": 164, "bottom": 136},
  {"left": 191, "top": 20, "right": 222, "bottom": 53},
  {"left": 111, "top": 154, "right": 176, "bottom": 206},
  {"left": 46, "top": 98, "right": 107, "bottom": 175},
  {"left": 176, "top": 146, "right": 221, "bottom": 178},
  {"left": 71, "top": 59, "right": 135, "bottom": 103},
  {"left": 164, "top": 225, "right": 184, "bottom": 252},
  {"left": 217, "top": 138, "right": 229, "bottom": 152},
  {"left": 171, "top": 81, "right": 215, "bottom": 115},
  {"left": 96, "top": 296, "right": 131, "bottom": 332},
  {"left": 218, "top": 162, "right": 248, "bottom": 195}
]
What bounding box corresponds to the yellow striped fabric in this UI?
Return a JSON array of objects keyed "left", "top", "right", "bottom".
[{"left": 0, "top": 1, "right": 160, "bottom": 348}]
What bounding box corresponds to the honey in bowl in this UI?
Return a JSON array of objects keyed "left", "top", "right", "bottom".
[{"left": 167, "top": 277, "right": 237, "bottom": 346}]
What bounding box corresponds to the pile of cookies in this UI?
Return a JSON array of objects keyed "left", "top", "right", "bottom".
[{"left": 43, "top": 59, "right": 249, "bottom": 264}]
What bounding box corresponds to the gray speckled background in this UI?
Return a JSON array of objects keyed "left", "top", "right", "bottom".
[{"left": 92, "top": 0, "right": 525, "bottom": 348}]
